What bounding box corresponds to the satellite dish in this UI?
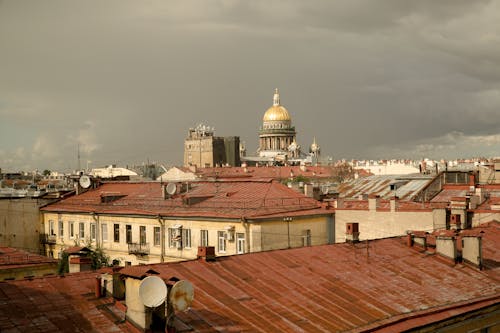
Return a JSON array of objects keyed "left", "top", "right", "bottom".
[
  {"left": 166, "top": 183, "right": 177, "bottom": 196},
  {"left": 79, "top": 175, "right": 91, "bottom": 189},
  {"left": 169, "top": 280, "right": 194, "bottom": 312},
  {"left": 139, "top": 276, "right": 168, "bottom": 308}
]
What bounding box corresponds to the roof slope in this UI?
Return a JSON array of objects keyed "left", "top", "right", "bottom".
[
  {"left": 129, "top": 222, "right": 500, "bottom": 332},
  {"left": 337, "top": 174, "right": 433, "bottom": 200},
  {"left": 0, "top": 271, "right": 136, "bottom": 332},
  {"left": 1, "top": 223, "right": 499, "bottom": 332},
  {"left": 41, "top": 180, "right": 326, "bottom": 219}
]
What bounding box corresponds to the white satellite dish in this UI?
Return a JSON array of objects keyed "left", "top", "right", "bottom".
[
  {"left": 166, "top": 183, "right": 177, "bottom": 196},
  {"left": 139, "top": 276, "right": 168, "bottom": 308},
  {"left": 169, "top": 280, "right": 194, "bottom": 312},
  {"left": 79, "top": 175, "right": 91, "bottom": 189}
]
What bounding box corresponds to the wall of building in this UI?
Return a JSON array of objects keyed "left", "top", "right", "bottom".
[
  {"left": 334, "top": 208, "right": 441, "bottom": 243},
  {"left": 260, "top": 216, "right": 332, "bottom": 250},
  {"left": 42, "top": 212, "right": 334, "bottom": 265},
  {"left": 0, "top": 198, "right": 52, "bottom": 253},
  {"left": 0, "top": 263, "right": 58, "bottom": 281},
  {"left": 184, "top": 136, "right": 216, "bottom": 168}
]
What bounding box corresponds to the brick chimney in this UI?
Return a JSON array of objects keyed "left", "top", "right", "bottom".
[
  {"left": 197, "top": 246, "right": 216, "bottom": 262},
  {"left": 346, "top": 223, "right": 360, "bottom": 243}
]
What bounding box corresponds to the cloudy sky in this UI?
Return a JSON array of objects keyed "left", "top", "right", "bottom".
[{"left": 1, "top": 1, "right": 499, "bottom": 172}]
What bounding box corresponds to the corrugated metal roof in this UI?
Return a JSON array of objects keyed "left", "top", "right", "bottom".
[{"left": 337, "top": 174, "right": 433, "bottom": 200}]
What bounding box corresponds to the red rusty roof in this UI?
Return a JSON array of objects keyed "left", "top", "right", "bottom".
[
  {"left": 0, "top": 271, "right": 138, "bottom": 332},
  {"left": 0, "top": 247, "right": 57, "bottom": 269},
  {"left": 1, "top": 223, "right": 499, "bottom": 332},
  {"left": 195, "top": 165, "right": 336, "bottom": 180},
  {"left": 41, "top": 180, "right": 329, "bottom": 220}
]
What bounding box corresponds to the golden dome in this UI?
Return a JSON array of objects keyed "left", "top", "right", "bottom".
[
  {"left": 263, "top": 88, "right": 291, "bottom": 122},
  {"left": 263, "top": 105, "right": 291, "bottom": 121}
]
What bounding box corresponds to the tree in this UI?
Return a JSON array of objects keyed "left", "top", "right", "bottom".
[
  {"left": 332, "top": 162, "right": 355, "bottom": 183},
  {"left": 42, "top": 169, "right": 51, "bottom": 176}
]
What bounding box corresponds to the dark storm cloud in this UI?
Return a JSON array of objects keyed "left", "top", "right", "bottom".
[{"left": 0, "top": 0, "right": 499, "bottom": 171}]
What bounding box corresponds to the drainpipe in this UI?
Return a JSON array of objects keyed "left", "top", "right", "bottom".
[
  {"left": 158, "top": 215, "right": 165, "bottom": 263},
  {"left": 90, "top": 212, "right": 99, "bottom": 248},
  {"left": 241, "top": 217, "right": 250, "bottom": 253},
  {"left": 283, "top": 217, "right": 292, "bottom": 248}
]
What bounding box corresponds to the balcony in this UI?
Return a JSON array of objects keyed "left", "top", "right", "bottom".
[
  {"left": 40, "top": 233, "right": 57, "bottom": 245},
  {"left": 128, "top": 242, "right": 150, "bottom": 256}
]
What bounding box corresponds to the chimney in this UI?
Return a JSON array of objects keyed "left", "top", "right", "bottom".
[
  {"left": 334, "top": 198, "right": 344, "bottom": 209},
  {"left": 390, "top": 196, "right": 398, "bottom": 212},
  {"left": 304, "top": 183, "right": 314, "bottom": 197},
  {"left": 197, "top": 246, "right": 216, "bottom": 262},
  {"left": 469, "top": 174, "right": 475, "bottom": 186},
  {"left": 345, "top": 222, "right": 360, "bottom": 243},
  {"left": 368, "top": 195, "right": 379, "bottom": 211},
  {"left": 95, "top": 276, "right": 102, "bottom": 298},
  {"left": 461, "top": 234, "right": 483, "bottom": 269},
  {"left": 435, "top": 231, "right": 459, "bottom": 263},
  {"left": 407, "top": 231, "right": 428, "bottom": 251},
  {"left": 68, "top": 256, "right": 92, "bottom": 273}
]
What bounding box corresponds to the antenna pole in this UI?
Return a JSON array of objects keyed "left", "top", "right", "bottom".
[{"left": 77, "top": 144, "right": 81, "bottom": 172}]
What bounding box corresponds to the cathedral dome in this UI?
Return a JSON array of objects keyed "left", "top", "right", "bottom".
[
  {"left": 263, "top": 88, "right": 291, "bottom": 122},
  {"left": 263, "top": 105, "right": 291, "bottom": 122}
]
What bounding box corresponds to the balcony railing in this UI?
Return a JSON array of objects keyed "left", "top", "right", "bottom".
[
  {"left": 128, "top": 242, "right": 150, "bottom": 256},
  {"left": 40, "top": 233, "right": 57, "bottom": 244}
]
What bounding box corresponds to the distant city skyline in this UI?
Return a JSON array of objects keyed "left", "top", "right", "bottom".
[{"left": 1, "top": 1, "right": 499, "bottom": 171}]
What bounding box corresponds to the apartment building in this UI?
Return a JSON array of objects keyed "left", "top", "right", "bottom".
[{"left": 40, "top": 180, "right": 334, "bottom": 265}]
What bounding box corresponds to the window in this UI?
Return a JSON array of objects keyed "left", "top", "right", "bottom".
[
  {"left": 237, "top": 233, "right": 245, "bottom": 254},
  {"left": 90, "top": 223, "right": 96, "bottom": 241},
  {"left": 79, "top": 222, "right": 85, "bottom": 239},
  {"left": 126, "top": 225, "right": 132, "bottom": 243},
  {"left": 218, "top": 231, "right": 226, "bottom": 253},
  {"left": 58, "top": 220, "right": 64, "bottom": 237},
  {"left": 154, "top": 227, "right": 161, "bottom": 246},
  {"left": 101, "top": 224, "right": 108, "bottom": 242},
  {"left": 168, "top": 227, "right": 182, "bottom": 248},
  {"left": 69, "top": 221, "right": 74, "bottom": 239},
  {"left": 200, "top": 230, "right": 209, "bottom": 247},
  {"left": 113, "top": 224, "right": 120, "bottom": 243},
  {"left": 49, "top": 220, "right": 55, "bottom": 236},
  {"left": 140, "top": 226, "right": 146, "bottom": 244},
  {"left": 182, "top": 229, "right": 191, "bottom": 248}
]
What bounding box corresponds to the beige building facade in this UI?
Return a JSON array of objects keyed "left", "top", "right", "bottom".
[
  {"left": 334, "top": 197, "right": 446, "bottom": 242},
  {"left": 41, "top": 181, "right": 333, "bottom": 265}
]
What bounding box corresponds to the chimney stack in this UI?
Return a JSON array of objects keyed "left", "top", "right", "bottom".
[
  {"left": 435, "top": 231, "right": 459, "bottom": 263},
  {"left": 346, "top": 223, "right": 360, "bottom": 243}
]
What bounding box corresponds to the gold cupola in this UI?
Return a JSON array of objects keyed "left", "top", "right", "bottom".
[{"left": 263, "top": 88, "right": 291, "bottom": 122}]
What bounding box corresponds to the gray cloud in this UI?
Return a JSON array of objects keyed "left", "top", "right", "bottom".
[{"left": 0, "top": 0, "right": 499, "bottom": 171}]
